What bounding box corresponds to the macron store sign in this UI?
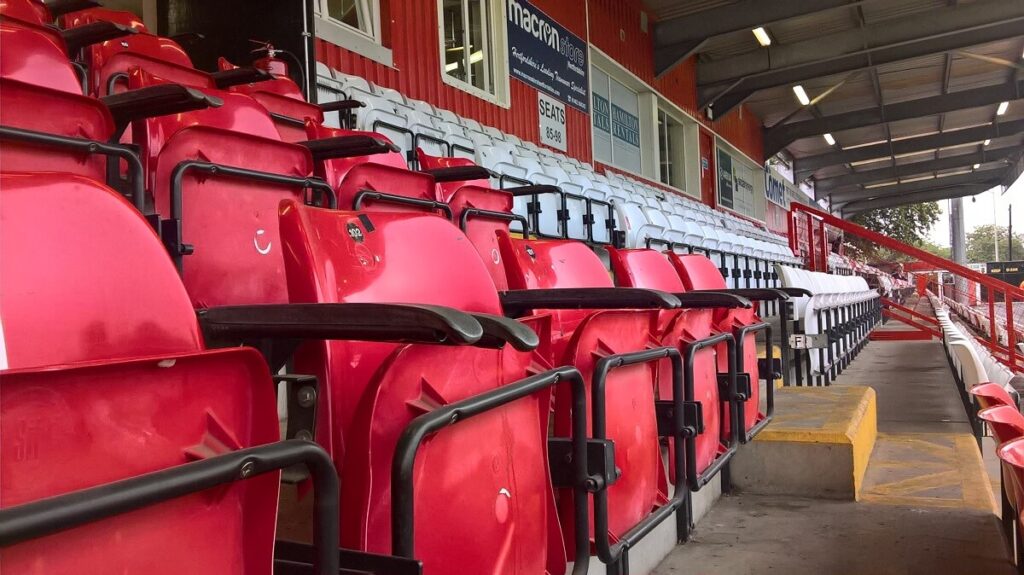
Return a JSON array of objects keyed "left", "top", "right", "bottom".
[{"left": 506, "top": 0, "right": 589, "bottom": 112}]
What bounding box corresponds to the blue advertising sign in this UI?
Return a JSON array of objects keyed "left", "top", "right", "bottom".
[
  {"left": 506, "top": 0, "right": 589, "bottom": 112},
  {"left": 765, "top": 173, "right": 788, "bottom": 207}
]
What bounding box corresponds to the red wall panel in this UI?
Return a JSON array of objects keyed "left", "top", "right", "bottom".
[
  {"left": 315, "top": 0, "right": 591, "bottom": 162},
  {"left": 315, "top": 0, "right": 764, "bottom": 167}
]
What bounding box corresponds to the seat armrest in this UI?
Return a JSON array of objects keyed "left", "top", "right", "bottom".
[
  {"left": 101, "top": 84, "right": 222, "bottom": 130},
  {"left": 422, "top": 165, "right": 495, "bottom": 183},
  {"left": 299, "top": 135, "right": 399, "bottom": 160},
  {"left": 469, "top": 313, "right": 539, "bottom": 351},
  {"left": 197, "top": 303, "right": 483, "bottom": 346},
  {"left": 500, "top": 288, "right": 680, "bottom": 316},
  {"left": 43, "top": 0, "right": 99, "bottom": 16},
  {"left": 319, "top": 100, "right": 365, "bottom": 112},
  {"left": 210, "top": 66, "right": 274, "bottom": 89},
  {"left": 777, "top": 287, "right": 814, "bottom": 297},
  {"left": 61, "top": 21, "right": 136, "bottom": 52},
  {"left": 505, "top": 184, "right": 562, "bottom": 197},
  {"left": 674, "top": 291, "right": 752, "bottom": 309},
  {"left": 710, "top": 288, "right": 791, "bottom": 301}
]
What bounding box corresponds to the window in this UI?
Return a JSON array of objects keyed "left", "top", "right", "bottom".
[
  {"left": 658, "top": 109, "right": 684, "bottom": 188},
  {"left": 314, "top": 0, "right": 391, "bottom": 66},
  {"left": 319, "top": 0, "right": 378, "bottom": 39},
  {"left": 592, "top": 66, "right": 642, "bottom": 174},
  {"left": 439, "top": 0, "right": 506, "bottom": 102}
]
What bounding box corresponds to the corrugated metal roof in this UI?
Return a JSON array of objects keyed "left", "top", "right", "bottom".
[{"left": 652, "top": 0, "right": 1024, "bottom": 181}]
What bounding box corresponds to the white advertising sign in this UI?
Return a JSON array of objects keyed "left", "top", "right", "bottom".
[{"left": 538, "top": 91, "right": 567, "bottom": 151}]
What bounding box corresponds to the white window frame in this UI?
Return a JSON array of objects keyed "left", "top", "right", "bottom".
[
  {"left": 591, "top": 64, "right": 643, "bottom": 176},
  {"left": 436, "top": 0, "right": 509, "bottom": 107},
  {"left": 657, "top": 107, "right": 686, "bottom": 189},
  {"left": 313, "top": 0, "right": 393, "bottom": 67}
]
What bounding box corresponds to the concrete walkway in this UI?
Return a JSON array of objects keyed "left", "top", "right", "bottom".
[{"left": 653, "top": 297, "right": 1013, "bottom": 575}]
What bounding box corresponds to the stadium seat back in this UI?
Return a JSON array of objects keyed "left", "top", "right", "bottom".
[
  {"left": 415, "top": 149, "right": 490, "bottom": 201},
  {"left": 608, "top": 248, "right": 723, "bottom": 478},
  {"left": 0, "top": 27, "right": 113, "bottom": 178},
  {"left": 134, "top": 71, "right": 313, "bottom": 307},
  {"left": 0, "top": 0, "right": 51, "bottom": 27},
  {"left": 670, "top": 253, "right": 761, "bottom": 433},
  {"left": 978, "top": 405, "right": 1024, "bottom": 445},
  {"left": 219, "top": 57, "right": 323, "bottom": 141},
  {"left": 1, "top": 173, "right": 201, "bottom": 368},
  {"left": 496, "top": 234, "right": 666, "bottom": 548},
  {"left": 306, "top": 121, "right": 438, "bottom": 212},
  {"left": 970, "top": 382, "right": 1015, "bottom": 410},
  {"left": 97, "top": 48, "right": 211, "bottom": 96},
  {"left": 0, "top": 172, "right": 280, "bottom": 574},
  {"left": 279, "top": 203, "right": 565, "bottom": 575},
  {"left": 61, "top": 6, "right": 148, "bottom": 30}
]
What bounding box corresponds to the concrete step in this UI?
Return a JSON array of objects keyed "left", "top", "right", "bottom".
[{"left": 731, "top": 386, "right": 877, "bottom": 500}]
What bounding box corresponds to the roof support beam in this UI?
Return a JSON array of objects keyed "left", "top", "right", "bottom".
[
  {"left": 653, "top": 0, "right": 857, "bottom": 77},
  {"left": 815, "top": 145, "right": 1023, "bottom": 192},
  {"left": 700, "top": 0, "right": 1024, "bottom": 117},
  {"left": 839, "top": 183, "right": 996, "bottom": 216},
  {"left": 827, "top": 167, "right": 1004, "bottom": 203},
  {"left": 765, "top": 80, "right": 1024, "bottom": 158},
  {"left": 794, "top": 119, "right": 1024, "bottom": 179}
]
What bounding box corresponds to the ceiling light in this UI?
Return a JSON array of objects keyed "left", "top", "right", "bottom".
[
  {"left": 752, "top": 27, "right": 771, "bottom": 47},
  {"left": 445, "top": 61, "right": 459, "bottom": 72},
  {"left": 984, "top": 139, "right": 991, "bottom": 146},
  {"left": 469, "top": 50, "right": 484, "bottom": 64},
  {"left": 973, "top": 163, "right": 981, "bottom": 169},
  {"left": 997, "top": 101, "right": 1009, "bottom": 115},
  {"left": 823, "top": 133, "right": 836, "bottom": 146},
  {"left": 793, "top": 85, "right": 810, "bottom": 106}
]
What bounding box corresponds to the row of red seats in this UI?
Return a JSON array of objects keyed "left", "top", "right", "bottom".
[
  {"left": 0, "top": 2, "right": 798, "bottom": 573},
  {"left": 968, "top": 385, "right": 1024, "bottom": 571}
]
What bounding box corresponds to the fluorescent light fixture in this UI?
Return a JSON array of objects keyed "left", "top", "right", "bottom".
[
  {"left": 445, "top": 61, "right": 459, "bottom": 72},
  {"left": 823, "top": 133, "right": 836, "bottom": 146},
  {"left": 792, "top": 85, "right": 810, "bottom": 106},
  {"left": 469, "top": 50, "right": 483, "bottom": 64},
  {"left": 984, "top": 139, "right": 991, "bottom": 146},
  {"left": 997, "top": 101, "right": 1009, "bottom": 115},
  {"left": 752, "top": 27, "right": 771, "bottom": 47},
  {"left": 973, "top": 163, "right": 981, "bottom": 169}
]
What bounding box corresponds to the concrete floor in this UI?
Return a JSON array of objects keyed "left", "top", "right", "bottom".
[
  {"left": 654, "top": 494, "right": 1011, "bottom": 575},
  {"left": 654, "top": 297, "right": 1014, "bottom": 574}
]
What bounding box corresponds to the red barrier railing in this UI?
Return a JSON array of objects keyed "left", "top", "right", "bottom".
[{"left": 789, "top": 203, "right": 1023, "bottom": 372}]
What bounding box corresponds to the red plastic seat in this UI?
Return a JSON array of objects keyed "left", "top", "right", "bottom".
[
  {"left": 608, "top": 247, "right": 736, "bottom": 485},
  {"left": 279, "top": 202, "right": 580, "bottom": 574},
  {"left": 0, "top": 172, "right": 281, "bottom": 574},
  {"left": 219, "top": 56, "right": 325, "bottom": 142},
  {"left": 0, "top": 0, "right": 51, "bottom": 26},
  {"left": 669, "top": 253, "right": 767, "bottom": 439},
  {"left": 61, "top": 5, "right": 148, "bottom": 31},
  {"left": 306, "top": 120, "right": 442, "bottom": 215},
  {"left": 126, "top": 68, "right": 316, "bottom": 307},
  {"left": 0, "top": 23, "right": 113, "bottom": 179},
  {"left": 496, "top": 233, "right": 669, "bottom": 555},
  {"left": 970, "top": 382, "right": 1016, "bottom": 411},
  {"left": 996, "top": 436, "right": 1024, "bottom": 568}
]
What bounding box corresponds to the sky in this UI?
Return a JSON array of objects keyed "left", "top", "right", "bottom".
[{"left": 928, "top": 172, "right": 1023, "bottom": 248}]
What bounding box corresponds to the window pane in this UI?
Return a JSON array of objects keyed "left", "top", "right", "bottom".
[
  {"left": 327, "top": 0, "right": 362, "bottom": 30},
  {"left": 658, "top": 110, "right": 671, "bottom": 186},
  {"left": 442, "top": 0, "right": 468, "bottom": 84},
  {"left": 467, "top": 0, "right": 489, "bottom": 92}
]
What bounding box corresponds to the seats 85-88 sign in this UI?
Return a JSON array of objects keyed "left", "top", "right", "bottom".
[{"left": 538, "top": 92, "right": 566, "bottom": 151}]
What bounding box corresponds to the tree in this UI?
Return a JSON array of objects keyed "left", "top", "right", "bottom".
[
  {"left": 918, "top": 239, "right": 951, "bottom": 260},
  {"left": 966, "top": 224, "right": 1024, "bottom": 263},
  {"left": 849, "top": 203, "right": 943, "bottom": 259}
]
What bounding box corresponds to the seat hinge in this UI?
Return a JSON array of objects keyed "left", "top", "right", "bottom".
[
  {"left": 548, "top": 437, "right": 619, "bottom": 493},
  {"left": 655, "top": 399, "right": 704, "bottom": 438}
]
